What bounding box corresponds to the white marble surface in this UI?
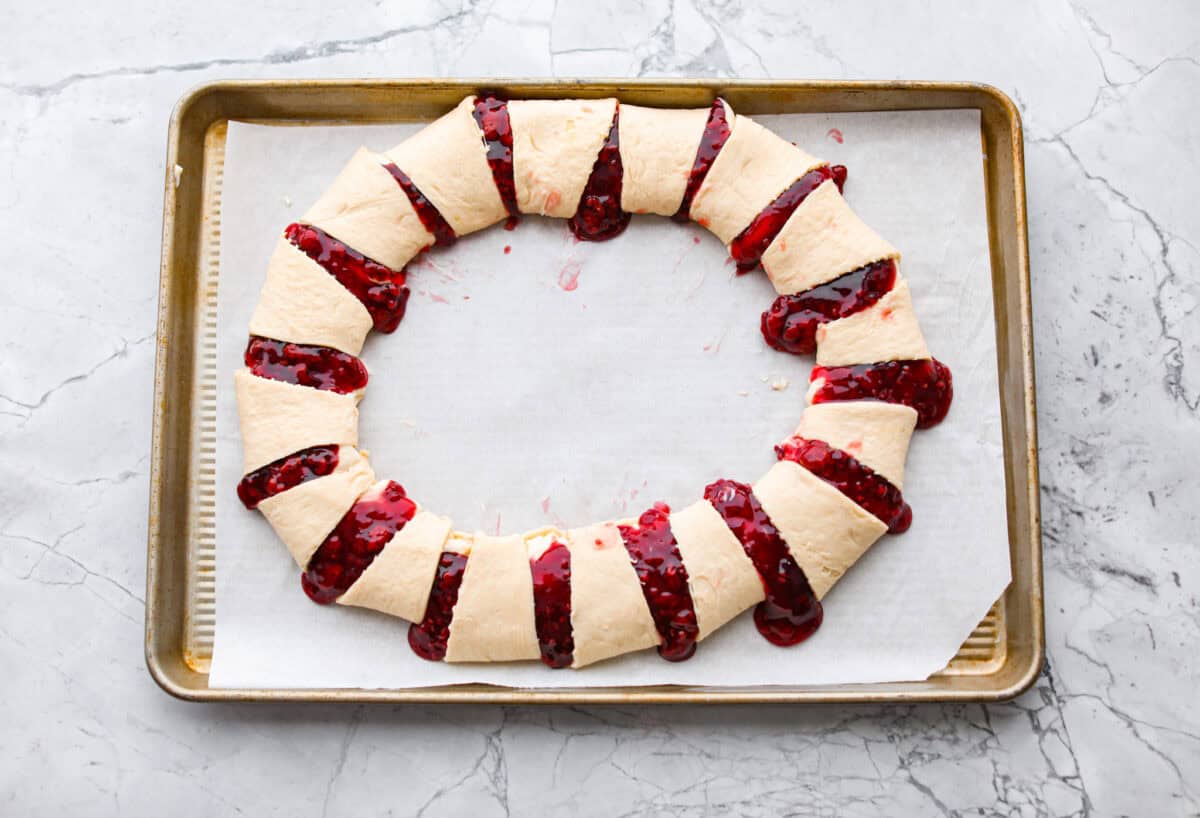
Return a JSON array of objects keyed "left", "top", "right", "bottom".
[{"left": 1, "top": 1, "right": 1196, "bottom": 815}]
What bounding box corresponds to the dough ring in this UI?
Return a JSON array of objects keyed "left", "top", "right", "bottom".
[{"left": 235, "top": 93, "right": 954, "bottom": 668}]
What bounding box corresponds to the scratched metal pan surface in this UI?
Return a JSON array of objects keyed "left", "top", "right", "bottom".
[{"left": 146, "top": 79, "right": 1042, "bottom": 703}]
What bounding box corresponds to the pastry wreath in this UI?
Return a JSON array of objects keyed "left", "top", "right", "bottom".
[{"left": 235, "top": 93, "right": 954, "bottom": 669}]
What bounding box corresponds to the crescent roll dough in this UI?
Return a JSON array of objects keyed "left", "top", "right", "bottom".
[
  {"left": 236, "top": 97, "right": 948, "bottom": 669},
  {"left": 302, "top": 146, "right": 433, "bottom": 270},
  {"left": 762, "top": 179, "right": 899, "bottom": 296},
  {"left": 795, "top": 401, "right": 918, "bottom": 489},
  {"left": 508, "top": 98, "right": 618, "bottom": 218},
  {"left": 257, "top": 446, "right": 376, "bottom": 569},
  {"left": 234, "top": 369, "right": 360, "bottom": 473},
  {"left": 566, "top": 522, "right": 660, "bottom": 668},
  {"left": 669, "top": 500, "right": 765, "bottom": 638},
  {"left": 249, "top": 238, "right": 373, "bottom": 355},
  {"left": 336, "top": 508, "right": 452, "bottom": 621},
  {"left": 816, "top": 277, "right": 930, "bottom": 367},
  {"left": 444, "top": 533, "right": 540, "bottom": 663},
  {"left": 690, "top": 115, "right": 824, "bottom": 244},
  {"left": 385, "top": 96, "right": 507, "bottom": 236},
  {"left": 617, "top": 104, "right": 710, "bottom": 217},
  {"left": 754, "top": 460, "right": 887, "bottom": 599}
]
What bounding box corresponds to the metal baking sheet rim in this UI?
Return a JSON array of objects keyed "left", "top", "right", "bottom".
[{"left": 146, "top": 78, "right": 1043, "bottom": 704}]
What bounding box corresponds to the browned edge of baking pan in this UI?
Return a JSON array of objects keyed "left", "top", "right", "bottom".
[{"left": 147, "top": 79, "right": 1042, "bottom": 704}]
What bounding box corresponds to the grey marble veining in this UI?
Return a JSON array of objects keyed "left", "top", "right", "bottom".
[{"left": 1, "top": 1, "right": 1197, "bottom": 815}]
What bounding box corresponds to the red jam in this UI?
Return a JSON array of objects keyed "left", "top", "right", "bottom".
[
  {"left": 472, "top": 91, "right": 519, "bottom": 228},
  {"left": 284, "top": 223, "right": 410, "bottom": 333},
  {"left": 408, "top": 551, "right": 469, "bottom": 661},
  {"left": 236, "top": 444, "right": 339, "bottom": 510},
  {"left": 775, "top": 437, "right": 912, "bottom": 534},
  {"left": 568, "top": 108, "right": 630, "bottom": 242},
  {"left": 618, "top": 503, "right": 699, "bottom": 662},
  {"left": 704, "top": 479, "right": 823, "bottom": 646},
  {"left": 301, "top": 481, "right": 418, "bottom": 604},
  {"left": 831, "top": 164, "right": 848, "bottom": 191},
  {"left": 673, "top": 98, "right": 733, "bottom": 223},
  {"left": 761, "top": 258, "right": 897, "bottom": 355},
  {"left": 729, "top": 165, "right": 845, "bottom": 273},
  {"left": 810, "top": 358, "right": 954, "bottom": 429},
  {"left": 382, "top": 163, "right": 457, "bottom": 248},
  {"left": 530, "top": 540, "right": 574, "bottom": 668},
  {"left": 244, "top": 335, "right": 368, "bottom": 394}
]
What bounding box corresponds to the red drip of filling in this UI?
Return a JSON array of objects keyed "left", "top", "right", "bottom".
[
  {"left": 618, "top": 503, "right": 699, "bottom": 662},
  {"left": 810, "top": 358, "right": 954, "bottom": 429},
  {"left": 472, "top": 91, "right": 519, "bottom": 228},
  {"left": 761, "top": 259, "right": 897, "bottom": 355},
  {"left": 383, "top": 163, "right": 457, "bottom": 248},
  {"left": 568, "top": 109, "right": 631, "bottom": 242},
  {"left": 704, "top": 479, "right": 823, "bottom": 646},
  {"left": 775, "top": 438, "right": 912, "bottom": 534},
  {"left": 284, "top": 223, "right": 410, "bottom": 333},
  {"left": 236, "top": 445, "right": 339, "bottom": 510},
  {"left": 301, "top": 481, "right": 418, "bottom": 604},
  {"left": 729, "top": 165, "right": 841, "bottom": 273},
  {"left": 831, "top": 164, "right": 848, "bottom": 192},
  {"left": 672, "top": 98, "right": 732, "bottom": 223},
  {"left": 530, "top": 540, "right": 574, "bottom": 668},
  {"left": 244, "top": 335, "right": 368, "bottom": 394},
  {"left": 408, "top": 551, "right": 469, "bottom": 661}
]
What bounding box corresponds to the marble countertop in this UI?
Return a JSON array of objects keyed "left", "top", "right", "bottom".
[{"left": 2, "top": 1, "right": 1196, "bottom": 815}]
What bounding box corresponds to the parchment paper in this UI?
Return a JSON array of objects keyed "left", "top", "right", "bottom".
[{"left": 209, "top": 108, "right": 1010, "bottom": 688}]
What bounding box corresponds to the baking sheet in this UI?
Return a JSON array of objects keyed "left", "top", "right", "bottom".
[{"left": 209, "top": 107, "right": 1010, "bottom": 689}]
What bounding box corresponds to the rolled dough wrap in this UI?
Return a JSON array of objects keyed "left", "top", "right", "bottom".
[
  {"left": 508, "top": 97, "right": 618, "bottom": 218},
  {"left": 816, "top": 277, "right": 931, "bottom": 367},
  {"left": 762, "top": 179, "right": 900, "bottom": 296},
  {"left": 444, "top": 533, "right": 540, "bottom": 663},
  {"left": 617, "top": 104, "right": 710, "bottom": 216},
  {"left": 795, "top": 401, "right": 918, "bottom": 489},
  {"left": 669, "top": 500, "right": 764, "bottom": 638},
  {"left": 566, "top": 522, "right": 659, "bottom": 668},
  {"left": 302, "top": 147, "right": 433, "bottom": 270},
  {"left": 385, "top": 96, "right": 507, "bottom": 236},
  {"left": 257, "top": 446, "right": 376, "bottom": 569},
  {"left": 248, "top": 238, "right": 373, "bottom": 355},
  {"left": 689, "top": 115, "right": 824, "bottom": 244},
  {"left": 337, "top": 508, "right": 453, "bottom": 621},
  {"left": 753, "top": 460, "right": 887, "bottom": 599},
  {"left": 234, "top": 369, "right": 360, "bottom": 473}
]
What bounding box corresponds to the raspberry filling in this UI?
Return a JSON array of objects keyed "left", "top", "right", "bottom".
[
  {"left": 301, "top": 480, "right": 418, "bottom": 604},
  {"left": 472, "top": 91, "right": 519, "bottom": 227},
  {"left": 810, "top": 358, "right": 954, "bottom": 429},
  {"left": 775, "top": 437, "right": 912, "bottom": 534},
  {"left": 729, "top": 164, "right": 846, "bottom": 273},
  {"left": 236, "top": 444, "right": 339, "bottom": 510},
  {"left": 618, "top": 503, "right": 700, "bottom": 662},
  {"left": 761, "top": 258, "right": 897, "bottom": 355},
  {"left": 284, "top": 223, "right": 410, "bottom": 333},
  {"left": 382, "top": 163, "right": 457, "bottom": 249},
  {"left": 244, "top": 335, "right": 368, "bottom": 394},
  {"left": 530, "top": 539, "right": 574, "bottom": 668},
  {"left": 704, "top": 479, "right": 823, "bottom": 646},
  {"left": 408, "top": 550, "right": 469, "bottom": 662},
  {"left": 673, "top": 98, "right": 733, "bottom": 223},
  {"left": 568, "top": 108, "right": 631, "bottom": 242}
]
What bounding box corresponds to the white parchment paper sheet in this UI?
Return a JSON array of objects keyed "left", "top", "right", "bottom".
[{"left": 210, "top": 108, "right": 1010, "bottom": 688}]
